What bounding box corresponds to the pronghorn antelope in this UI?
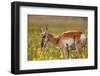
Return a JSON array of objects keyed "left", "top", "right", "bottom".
[{"left": 41, "top": 26, "right": 87, "bottom": 59}]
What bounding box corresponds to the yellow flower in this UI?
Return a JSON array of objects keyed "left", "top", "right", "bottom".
[
  {"left": 38, "top": 56, "right": 42, "bottom": 60},
  {"left": 60, "top": 54, "right": 64, "bottom": 59},
  {"left": 33, "top": 58, "right": 36, "bottom": 60},
  {"left": 49, "top": 57, "right": 53, "bottom": 60},
  {"left": 44, "top": 47, "right": 47, "bottom": 50},
  {"left": 44, "top": 56, "right": 48, "bottom": 60},
  {"left": 34, "top": 48, "right": 36, "bottom": 50},
  {"left": 82, "top": 54, "right": 86, "bottom": 58},
  {"left": 44, "top": 51, "right": 47, "bottom": 55},
  {"left": 38, "top": 51, "right": 42, "bottom": 56},
  {"left": 37, "top": 48, "right": 42, "bottom": 51},
  {"left": 49, "top": 48, "right": 53, "bottom": 52}
]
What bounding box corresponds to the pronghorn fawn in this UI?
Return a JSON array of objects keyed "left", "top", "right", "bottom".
[{"left": 41, "top": 26, "right": 87, "bottom": 59}]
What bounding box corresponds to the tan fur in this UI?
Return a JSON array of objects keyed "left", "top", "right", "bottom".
[{"left": 41, "top": 29, "right": 85, "bottom": 59}]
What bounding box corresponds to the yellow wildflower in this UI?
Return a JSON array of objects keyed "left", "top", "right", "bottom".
[
  {"left": 34, "top": 48, "right": 36, "bottom": 50},
  {"left": 60, "top": 54, "right": 64, "bottom": 59},
  {"left": 33, "top": 58, "right": 36, "bottom": 60},
  {"left": 49, "top": 57, "right": 53, "bottom": 60},
  {"left": 37, "top": 48, "right": 42, "bottom": 51}
]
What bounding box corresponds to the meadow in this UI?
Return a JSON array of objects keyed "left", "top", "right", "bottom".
[{"left": 28, "top": 15, "right": 88, "bottom": 61}]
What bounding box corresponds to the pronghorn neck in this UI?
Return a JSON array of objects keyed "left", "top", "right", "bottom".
[{"left": 47, "top": 33, "right": 59, "bottom": 45}]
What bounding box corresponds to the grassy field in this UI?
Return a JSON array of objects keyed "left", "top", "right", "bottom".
[{"left": 28, "top": 15, "right": 88, "bottom": 61}]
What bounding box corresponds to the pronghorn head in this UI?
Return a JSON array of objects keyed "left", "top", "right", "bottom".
[{"left": 41, "top": 26, "right": 48, "bottom": 48}]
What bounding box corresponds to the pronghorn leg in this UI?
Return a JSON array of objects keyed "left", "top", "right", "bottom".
[
  {"left": 42, "top": 48, "right": 45, "bottom": 60},
  {"left": 75, "top": 41, "right": 83, "bottom": 58},
  {"left": 63, "top": 44, "right": 69, "bottom": 59},
  {"left": 83, "top": 42, "right": 87, "bottom": 51},
  {"left": 79, "top": 44, "right": 83, "bottom": 54},
  {"left": 42, "top": 42, "right": 47, "bottom": 60}
]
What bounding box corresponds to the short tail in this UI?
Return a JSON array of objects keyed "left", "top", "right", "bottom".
[{"left": 80, "top": 33, "right": 87, "bottom": 46}]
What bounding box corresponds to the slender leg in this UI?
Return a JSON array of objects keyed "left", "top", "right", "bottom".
[
  {"left": 41, "top": 48, "right": 45, "bottom": 60},
  {"left": 42, "top": 41, "right": 48, "bottom": 60},
  {"left": 75, "top": 41, "right": 83, "bottom": 58},
  {"left": 75, "top": 41, "right": 79, "bottom": 52},
  {"left": 79, "top": 44, "right": 82, "bottom": 54},
  {"left": 63, "top": 45, "right": 69, "bottom": 59}
]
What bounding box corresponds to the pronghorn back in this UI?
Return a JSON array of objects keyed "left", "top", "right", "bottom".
[
  {"left": 57, "top": 31, "right": 86, "bottom": 50},
  {"left": 61, "top": 31, "right": 82, "bottom": 41}
]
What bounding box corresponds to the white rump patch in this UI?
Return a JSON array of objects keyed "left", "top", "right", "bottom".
[{"left": 80, "top": 34, "right": 86, "bottom": 43}]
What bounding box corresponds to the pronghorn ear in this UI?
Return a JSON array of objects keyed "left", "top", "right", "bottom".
[
  {"left": 41, "top": 28, "right": 44, "bottom": 33},
  {"left": 45, "top": 25, "right": 48, "bottom": 32},
  {"left": 39, "top": 29, "right": 43, "bottom": 37},
  {"left": 39, "top": 28, "right": 43, "bottom": 36}
]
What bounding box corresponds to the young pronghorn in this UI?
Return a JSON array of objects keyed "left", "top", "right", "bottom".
[{"left": 41, "top": 26, "right": 87, "bottom": 59}]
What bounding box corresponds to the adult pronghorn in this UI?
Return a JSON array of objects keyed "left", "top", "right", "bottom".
[{"left": 41, "top": 26, "right": 87, "bottom": 59}]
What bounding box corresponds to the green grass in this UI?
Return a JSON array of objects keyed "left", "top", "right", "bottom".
[{"left": 28, "top": 15, "right": 88, "bottom": 61}]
